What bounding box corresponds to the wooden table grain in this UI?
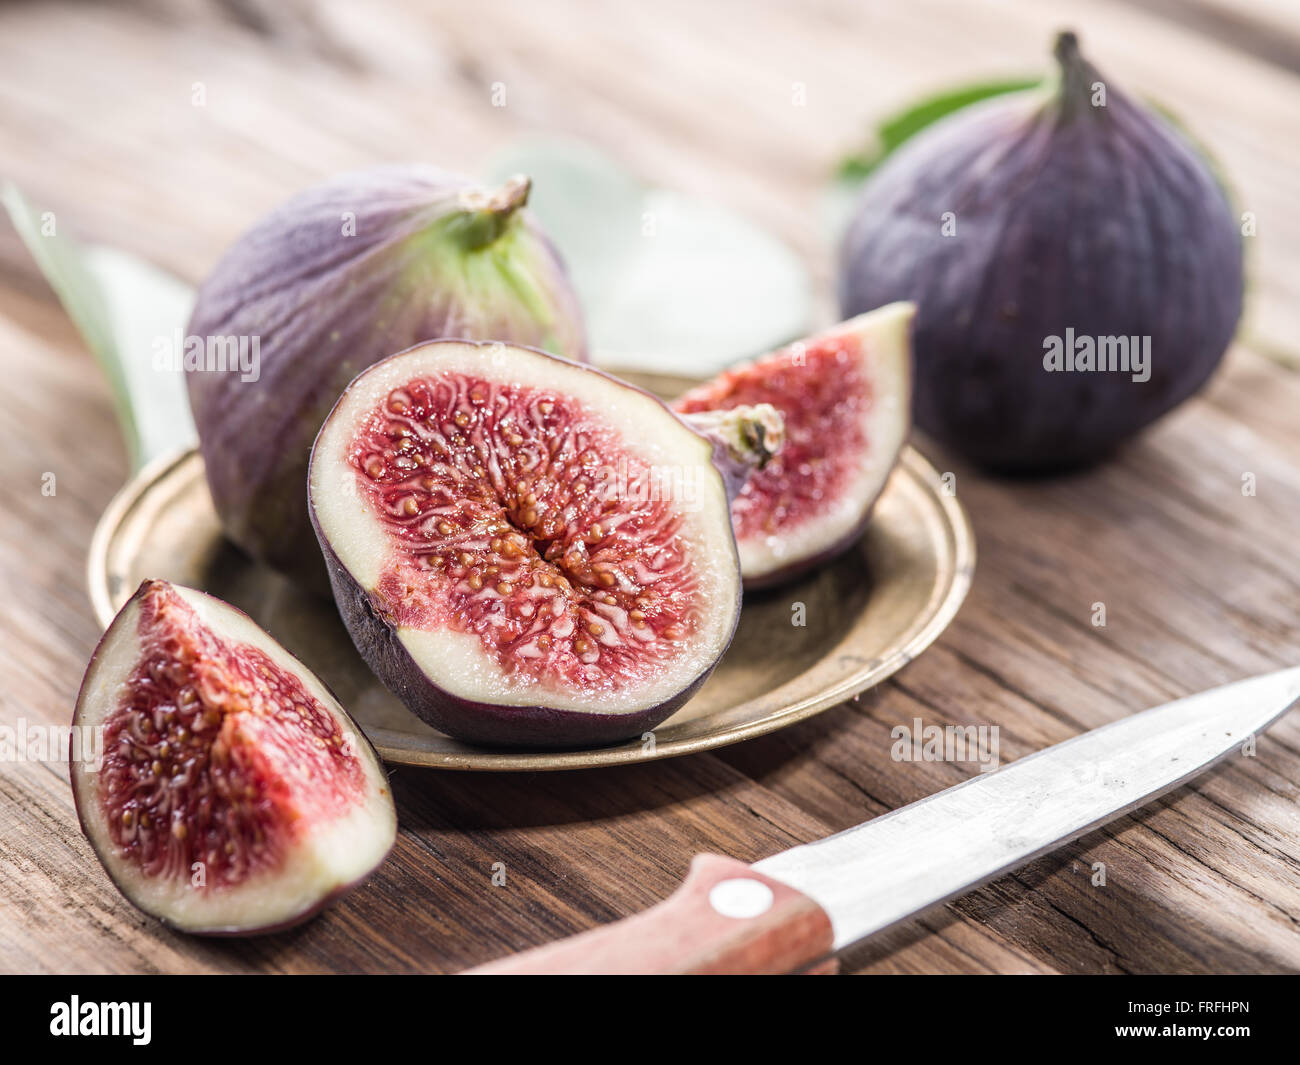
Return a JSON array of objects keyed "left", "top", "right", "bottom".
[{"left": 2, "top": 0, "right": 1299, "bottom": 974}]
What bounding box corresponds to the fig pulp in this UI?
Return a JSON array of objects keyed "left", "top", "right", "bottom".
[
  {"left": 310, "top": 340, "right": 752, "bottom": 748},
  {"left": 186, "top": 166, "right": 587, "bottom": 590},
  {"left": 71, "top": 580, "right": 396, "bottom": 934},
  {"left": 674, "top": 303, "right": 914, "bottom": 588}
]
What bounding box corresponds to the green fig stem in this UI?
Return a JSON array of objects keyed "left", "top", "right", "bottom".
[{"left": 454, "top": 174, "right": 532, "bottom": 250}]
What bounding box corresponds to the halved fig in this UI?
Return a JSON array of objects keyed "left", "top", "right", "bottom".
[
  {"left": 309, "top": 340, "right": 753, "bottom": 748},
  {"left": 673, "top": 303, "right": 914, "bottom": 588},
  {"left": 71, "top": 580, "right": 396, "bottom": 935}
]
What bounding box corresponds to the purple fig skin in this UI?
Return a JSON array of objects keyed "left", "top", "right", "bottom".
[
  {"left": 309, "top": 339, "right": 744, "bottom": 750},
  {"left": 186, "top": 166, "right": 587, "bottom": 591},
  {"left": 71, "top": 579, "right": 396, "bottom": 936},
  {"left": 838, "top": 32, "right": 1243, "bottom": 471}
]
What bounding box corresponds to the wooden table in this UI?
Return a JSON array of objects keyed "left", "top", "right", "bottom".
[{"left": 2, "top": 0, "right": 1299, "bottom": 974}]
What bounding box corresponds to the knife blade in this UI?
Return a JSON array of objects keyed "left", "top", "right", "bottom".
[{"left": 466, "top": 667, "right": 1300, "bottom": 974}]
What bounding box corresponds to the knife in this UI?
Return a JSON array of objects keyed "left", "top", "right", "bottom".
[{"left": 466, "top": 666, "right": 1300, "bottom": 974}]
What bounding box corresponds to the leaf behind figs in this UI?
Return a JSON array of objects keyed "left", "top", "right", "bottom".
[
  {"left": 836, "top": 77, "right": 1044, "bottom": 182},
  {"left": 828, "top": 68, "right": 1233, "bottom": 231},
  {"left": 2, "top": 183, "right": 196, "bottom": 472},
  {"left": 825, "top": 78, "right": 1044, "bottom": 244},
  {"left": 486, "top": 139, "right": 812, "bottom": 375}
]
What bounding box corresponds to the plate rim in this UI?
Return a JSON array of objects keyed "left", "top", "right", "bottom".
[{"left": 87, "top": 445, "right": 975, "bottom": 771}]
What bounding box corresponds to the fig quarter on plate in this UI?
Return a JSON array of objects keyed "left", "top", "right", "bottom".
[{"left": 675, "top": 302, "right": 914, "bottom": 588}]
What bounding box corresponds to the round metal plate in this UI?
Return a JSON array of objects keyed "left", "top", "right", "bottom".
[{"left": 88, "top": 397, "right": 973, "bottom": 771}]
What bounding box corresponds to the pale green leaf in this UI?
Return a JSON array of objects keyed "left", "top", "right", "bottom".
[
  {"left": 487, "top": 139, "right": 811, "bottom": 374},
  {"left": 2, "top": 183, "right": 196, "bottom": 472}
]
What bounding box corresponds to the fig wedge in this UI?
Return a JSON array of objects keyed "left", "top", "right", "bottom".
[
  {"left": 674, "top": 303, "right": 914, "bottom": 588},
  {"left": 71, "top": 580, "right": 396, "bottom": 935}
]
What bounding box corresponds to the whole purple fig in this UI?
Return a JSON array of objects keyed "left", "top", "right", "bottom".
[
  {"left": 839, "top": 32, "right": 1243, "bottom": 470},
  {"left": 186, "top": 166, "right": 586, "bottom": 588}
]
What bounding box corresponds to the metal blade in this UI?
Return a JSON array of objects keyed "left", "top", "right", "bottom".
[{"left": 754, "top": 667, "right": 1300, "bottom": 952}]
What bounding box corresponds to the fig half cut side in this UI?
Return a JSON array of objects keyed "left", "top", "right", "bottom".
[
  {"left": 71, "top": 580, "right": 396, "bottom": 935},
  {"left": 309, "top": 340, "right": 746, "bottom": 749},
  {"left": 674, "top": 302, "right": 914, "bottom": 588}
]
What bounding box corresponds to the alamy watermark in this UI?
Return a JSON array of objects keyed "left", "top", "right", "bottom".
[
  {"left": 0, "top": 718, "right": 103, "bottom": 770},
  {"left": 594, "top": 459, "right": 708, "bottom": 511},
  {"left": 891, "top": 718, "right": 1000, "bottom": 773},
  {"left": 50, "top": 997, "right": 150, "bottom": 1045},
  {"left": 1043, "top": 328, "right": 1151, "bottom": 383},
  {"left": 152, "top": 329, "right": 261, "bottom": 382}
]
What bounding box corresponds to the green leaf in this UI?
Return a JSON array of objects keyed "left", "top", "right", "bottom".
[
  {"left": 2, "top": 183, "right": 196, "bottom": 472},
  {"left": 837, "top": 78, "right": 1043, "bottom": 181},
  {"left": 486, "top": 138, "right": 812, "bottom": 374}
]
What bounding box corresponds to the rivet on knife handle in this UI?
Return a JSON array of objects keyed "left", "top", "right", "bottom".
[{"left": 463, "top": 855, "right": 835, "bottom": 975}]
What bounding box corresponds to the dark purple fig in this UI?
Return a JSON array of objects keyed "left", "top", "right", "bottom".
[
  {"left": 839, "top": 32, "right": 1243, "bottom": 470},
  {"left": 308, "top": 340, "right": 768, "bottom": 749},
  {"left": 675, "top": 303, "right": 913, "bottom": 588},
  {"left": 186, "top": 167, "right": 586, "bottom": 589},
  {"left": 71, "top": 580, "right": 396, "bottom": 935}
]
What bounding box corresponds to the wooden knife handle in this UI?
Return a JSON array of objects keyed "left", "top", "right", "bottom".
[{"left": 463, "top": 854, "right": 836, "bottom": 975}]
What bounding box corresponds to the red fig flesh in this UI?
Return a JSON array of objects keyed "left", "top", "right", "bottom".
[
  {"left": 674, "top": 303, "right": 914, "bottom": 588},
  {"left": 71, "top": 580, "right": 396, "bottom": 935},
  {"left": 310, "top": 340, "right": 746, "bottom": 748}
]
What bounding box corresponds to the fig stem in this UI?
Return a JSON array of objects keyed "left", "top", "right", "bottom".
[
  {"left": 454, "top": 174, "right": 532, "bottom": 249},
  {"left": 682, "top": 402, "right": 785, "bottom": 474},
  {"left": 1053, "top": 30, "right": 1080, "bottom": 67},
  {"left": 1051, "top": 29, "right": 1100, "bottom": 119}
]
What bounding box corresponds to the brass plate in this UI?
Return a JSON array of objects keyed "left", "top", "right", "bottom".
[{"left": 87, "top": 382, "right": 974, "bottom": 770}]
